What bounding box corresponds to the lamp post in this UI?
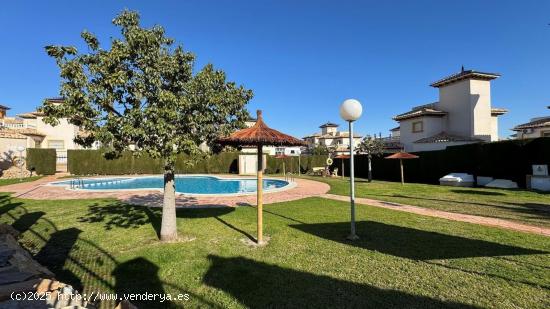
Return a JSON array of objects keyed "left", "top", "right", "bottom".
[
  {"left": 16, "top": 146, "right": 26, "bottom": 181},
  {"left": 340, "top": 99, "right": 362, "bottom": 240}
]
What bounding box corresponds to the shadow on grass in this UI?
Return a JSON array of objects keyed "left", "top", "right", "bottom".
[
  {"left": 78, "top": 202, "right": 234, "bottom": 238},
  {"left": 450, "top": 189, "right": 505, "bottom": 196},
  {"left": 11, "top": 211, "right": 44, "bottom": 234},
  {"left": 289, "top": 221, "right": 546, "bottom": 260},
  {"left": 214, "top": 217, "right": 255, "bottom": 242},
  {"left": 1, "top": 196, "right": 214, "bottom": 308},
  {"left": 203, "top": 255, "right": 479, "bottom": 308},
  {"left": 113, "top": 258, "right": 173, "bottom": 308},
  {"left": 34, "top": 227, "right": 84, "bottom": 291}
]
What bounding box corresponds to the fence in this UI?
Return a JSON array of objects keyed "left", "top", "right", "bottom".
[{"left": 332, "top": 137, "right": 550, "bottom": 187}]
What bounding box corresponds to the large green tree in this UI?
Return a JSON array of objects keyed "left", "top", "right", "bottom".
[
  {"left": 42, "top": 10, "right": 252, "bottom": 241},
  {"left": 357, "top": 135, "right": 385, "bottom": 182}
]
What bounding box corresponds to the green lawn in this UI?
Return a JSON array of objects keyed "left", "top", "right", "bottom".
[
  {"left": 0, "top": 176, "right": 42, "bottom": 187},
  {"left": 302, "top": 176, "right": 550, "bottom": 228},
  {"left": 1, "top": 193, "right": 548, "bottom": 308}
]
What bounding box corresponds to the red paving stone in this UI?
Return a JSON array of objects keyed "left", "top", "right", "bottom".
[
  {"left": 2, "top": 175, "right": 548, "bottom": 236},
  {"left": 322, "top": 194, "right": 550, "bottom": 237}
]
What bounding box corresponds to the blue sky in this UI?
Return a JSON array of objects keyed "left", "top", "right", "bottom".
[{"left": 1, "top": 0, "right": 549, "bottom": 138}]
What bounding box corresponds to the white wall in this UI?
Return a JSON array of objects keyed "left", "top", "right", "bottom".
[
  {"left": 469, "top": 80, "right": 493, "bottom": 141},
  {"left": 399, "top": 116, "right": 446, "bottom": 152},
  {"left": 491, "top": 115, "right": 499, "bottom": 141},
  {"left": 437, "top": 79, "right": 472, "bottom": 138},
  {"left": 0, "top": 137, "right": 27, "bottom": 169},
  {"left": 35, "top": 117, "right": 80, "bottom": 151},
  {"left": 516, "top": 127, "right": 550, "bottom": 139}
]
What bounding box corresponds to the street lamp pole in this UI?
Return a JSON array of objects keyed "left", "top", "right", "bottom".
[
  {"left": 348, "top": 120, "right": 357, "bottom": 239},
  {"left": 340, "top": 99, "right": 362, "bottom": 241}
]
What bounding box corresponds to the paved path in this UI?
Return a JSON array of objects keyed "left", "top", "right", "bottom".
[{"left": 322, "top": 193, "right": 550, "bottom": 237}]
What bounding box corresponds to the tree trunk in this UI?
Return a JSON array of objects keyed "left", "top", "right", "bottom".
[
  {"left": 160, "top": 166, "right": 178, "bottom": 241},
  {"left": 367, "top": 156, "right": 373, "bottom": 182}
]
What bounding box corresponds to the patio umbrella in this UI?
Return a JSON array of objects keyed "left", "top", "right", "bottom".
[
  {"left": 218, "top": 110, "right": 306, "bottom": 244},
  {"left": 333, "top": 154, "right": 350, "bottom": 179},
  {"left": 274, "top": 154, "right": 291, "bottom": 175},
  {"left": 385, "top": 152, "right": 419, "bottom": 185}
]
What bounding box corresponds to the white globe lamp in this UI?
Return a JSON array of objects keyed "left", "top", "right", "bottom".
[
  {"left": 340, "top": 99, "right": 363, "bottom": 122},
  {"left": 339, "top": 98, "right": 362, "bottom": 240}
]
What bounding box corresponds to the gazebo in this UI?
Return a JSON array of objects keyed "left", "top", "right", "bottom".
[
  {"left": 218, "top": 110, "right": 305, "bottom": 244},
  {"left": 333, "top": 154, "right": 350, "bottom": 179},
  {"left": 385, "top": 151, "right": 419, "bottom": 185},
  {"left": 274, "top": 154, "right": 291, "bottom": 175}
]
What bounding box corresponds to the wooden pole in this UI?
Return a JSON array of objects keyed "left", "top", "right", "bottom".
[
  {"left": 257, "top": 145, "right": 264, "bottom": 244},
  {"left": 341, "top": 158, "right": 344, "bottom": 179},
  {"left": 282, "top": 161, "right": 286, "bottom": 176},
  {"left": 400, "top": 159, "right": 404, "bottom": 185}
]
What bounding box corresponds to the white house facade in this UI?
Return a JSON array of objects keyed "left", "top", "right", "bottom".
[
  {"left": 0, "top": 98, "right": 89, "bottom": 168},
  {"left": 303, "top": 122, "right": 362, "bottom": 155},
  {"left": 512, "top": 107, "right": 550, "bottom": 139},
  {"left": 392, "top": 68, "right": 507, "bottom": 152}
]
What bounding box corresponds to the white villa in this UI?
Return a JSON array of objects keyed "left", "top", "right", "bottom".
[
  {"left": 391, "top": 68, "right": 508, "bottom": 152},
  {"left": 512, "top": 106, "right": 550, "bottom": 139},
  {"left": 303, "top": 122, "right": 362, "bottom": 155},
  {"left": 0, "top": 98, "right": 88, "bottom": 168}
]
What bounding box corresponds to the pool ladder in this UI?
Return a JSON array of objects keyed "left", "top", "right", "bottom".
[
  {"left": 285, "top": 172, "right": 295, "bottom": 182},
  {"left": 70, "top": 177, "right": 84, "bottom": 189}
]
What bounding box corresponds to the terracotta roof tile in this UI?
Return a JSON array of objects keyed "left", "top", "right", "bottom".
[{"left": 0, "top": 128, "right": 27, "bottom": 139}]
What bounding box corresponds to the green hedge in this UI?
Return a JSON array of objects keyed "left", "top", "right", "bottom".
[
  {"left": 26, "top": 148, "right": 57, "bottom": 175},
  {"left": 68, "top": 150, "right": 329, "bottom": 175},
  {"left": 333, "top": 137, "right": 550, "bottom": 187},
  {"left": 68, "top": 150, "right": 241, "bottom": 175}
]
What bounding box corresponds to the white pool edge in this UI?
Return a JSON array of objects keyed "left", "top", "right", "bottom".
[{"left": 47, "top": 174, "right": 297, "bottom": 197}]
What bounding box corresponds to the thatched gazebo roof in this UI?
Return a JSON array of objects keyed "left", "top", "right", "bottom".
[
  {"left": 218, "top": 110, "right": 306, "bottom": 147},
  {"left": 385, "top": 152, "right": 419, "bottom": 160}
]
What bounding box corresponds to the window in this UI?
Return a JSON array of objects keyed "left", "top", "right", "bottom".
[
  {"left": 47, "top": 140, "right": 65, "bottom": 150},
  {"left": 542, "top": 131, "right": 550, "bottom": 137},
  {"left": 412, "top": 121, "right": 424, "bottom": 133},
  {"left": 275, "top": 147, "right": 284, "bottom": 155}
]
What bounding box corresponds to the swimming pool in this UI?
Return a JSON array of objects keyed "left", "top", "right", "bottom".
[{"left": 51, "top": 175, "right": 291, "bottom": 195}]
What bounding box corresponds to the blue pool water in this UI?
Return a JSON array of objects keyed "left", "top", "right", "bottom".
[{"left": 52, "top": 176, "right": 290, "bottom": 195}]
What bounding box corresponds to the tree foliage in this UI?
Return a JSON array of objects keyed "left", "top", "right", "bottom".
[
  {"left": 309, "top": 144, "right": 331, "bottom": 155},
  {"left": 42, "top": 10, "right": 253, "bottom": 241},
  {"left": 42, "top": 10, "right": 253, "bottom": 167},
  {"left": 357, "top": 135, "right": 385, "bottom": 158}
]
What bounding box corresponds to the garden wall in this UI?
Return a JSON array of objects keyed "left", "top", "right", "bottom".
[
  {"left": 68, "top": 150, "right": 328, "bottom": 175},
  {"left": 333, "top": 137, "right": 550, "bottom": 187}
]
